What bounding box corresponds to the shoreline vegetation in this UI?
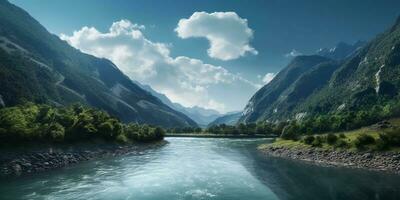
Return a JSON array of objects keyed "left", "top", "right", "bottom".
[
  {"left": 259, "top": 119, "right": 400, "bottom": 173},
  {"left": 0, "top": 103, "right": 166, "bottom": 176},
  {"left": 256, "top": 98, "right": 400, "bottom": 173},
  {"left": 167, "top": 121, "right": 282, "bottom": 137},
  {"left": 0, "top": 103, "right": 165, "bottom": 144},
  {"left": 165, "top": 133, "right": 275, "bottom": 138}
]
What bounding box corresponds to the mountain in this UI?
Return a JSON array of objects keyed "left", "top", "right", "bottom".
[
  {"left": 208, "top": 111, "right": 242, "bottom": 127},
  {"left": 0, "top": 0, "right": 197, "bottom": 128},
  {"left": 175, "top": 106, "right": 221, "bottom": 127},
  {"left": 240, "top": 55, "right": 333, "bottom": 122},
  {"left": 316, "top": 41, "right": 366, "bottom": 60},
  {"left": 240, "top": 16, "right": 400, "bottom": 123},
  {"left": 133, "top": 82, "right": 221, "bottom": 127}
]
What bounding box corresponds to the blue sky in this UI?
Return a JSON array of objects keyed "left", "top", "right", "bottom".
[{"left": 10, "top": 0, "right": 400, "bottom": 113}]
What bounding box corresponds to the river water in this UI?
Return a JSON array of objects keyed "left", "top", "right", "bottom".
[{"left": 1, "top": 138, "right": 400, "bottom": 200}]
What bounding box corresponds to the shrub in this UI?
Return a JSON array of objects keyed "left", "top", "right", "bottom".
[
  {"left": 46, "top": 123, "right": 65, "bottom": 142},
  {"left": 116, "top": 134, "right": 129, "bottom": 143},
  {"left": 339, "top": 133, "right": 346, "bottom": 138},
  {"left": 303, "top": 135, "right": 315, "bottom": 145},
  {"left": 281, "top": 123, "right": 300, "bottom": 140},
  {"left": 326, "top": 133, "right": 338, "bottom": 145},
  {"left": 311, "top": 136, "right": 323, "bottom": 147},
  {"left": 354, "top": 134, "right": 375, "bottom": 149},
  {"left": 334, "top": 139, "right": 348, "bottom": 148},
  {"left": 376, "top": 128, "right": 400, "bottom": 150},
  {"left": 376, "top": 138, "right": 389, "bottom": 150},
  {"left": 153, "top": 127, "right": 165, "bottom": 140},
  {"left": 384, "top": 128, "right": 400, "bottom": 146}
]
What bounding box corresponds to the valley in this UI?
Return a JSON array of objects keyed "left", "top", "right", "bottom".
[{"left": 0, "top": 0, "right": 400, "bottom": 199}]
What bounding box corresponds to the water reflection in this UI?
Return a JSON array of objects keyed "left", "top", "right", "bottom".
[
  {"left": 212, "top": 138, "right": 400, "bottom": 200},
  {"left": 263, "top": 158, "right": 400, "bottom": 199}
]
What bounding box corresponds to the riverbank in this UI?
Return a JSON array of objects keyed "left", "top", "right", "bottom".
[
  {"left": 166, "top": 133, "right": 275, "bottom": 138},
  {"left": 0, "top": 141, "right": 167, "bottom": 177},
  {"left": 259, "top": 144, "right": 400, "bottom": 173},
  {"left": 259, "top": 119, "right": 400, "bottom": 173}
]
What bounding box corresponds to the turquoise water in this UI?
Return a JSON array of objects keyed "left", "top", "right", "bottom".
[{"left": 1, "top": 138, "right": 400, "bottom": 200}]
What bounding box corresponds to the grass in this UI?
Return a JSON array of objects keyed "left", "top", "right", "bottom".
[
  {"left": 260, "top": 138, "right": 308, "bottom": 149},
  {"left": 260, "top": 118, "right": 400, "bottom": 152}
]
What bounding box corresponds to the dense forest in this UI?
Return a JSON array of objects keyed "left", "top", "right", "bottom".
[
  {"left": 205, "top": 122, "right": 284, "bottom": 136},
  {"left": 167, "top": 122, "right": 285, "bottom": 136},
  {"left": 0, "top": 103, "right": 165, "bottom": 144}
]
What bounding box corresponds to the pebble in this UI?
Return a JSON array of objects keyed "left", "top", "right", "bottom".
[
  {"left": 0, "top": 141, "right": 166, "bottom": 177},
  {"left": 262, "top": 146, "right": 400, "bottom": 174}
]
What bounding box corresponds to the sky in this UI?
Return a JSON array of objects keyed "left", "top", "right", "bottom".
[{"left": 9, "top": 0, "right": 400, "bottom": 113}]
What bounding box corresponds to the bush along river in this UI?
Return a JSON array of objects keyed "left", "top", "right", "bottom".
[{"left": 1, "top": 138, "right": 400, "bottom": 200}]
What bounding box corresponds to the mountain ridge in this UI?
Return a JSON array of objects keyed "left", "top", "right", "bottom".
[
  {"left": 240, "top": 17, "right": 400, "bottom": 123},
  {"left": 0, "top": 0, "right": 197, "bottom": 128}
]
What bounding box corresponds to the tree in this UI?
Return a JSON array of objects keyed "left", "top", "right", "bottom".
[
  {"left": 154, "top": 127, "right": 165, "bottom": 140},
  {"left": 281, "top": 122, "right": 300, "bottom": 140},
  {"left": 303, "top": 135, "right": 315, "bottom": 145},
  {"left": 326, "top": 133, "right": 338, "bottom": 145},
  {"left": 46, "top": 123, "right": 65, "bottom": 142}
]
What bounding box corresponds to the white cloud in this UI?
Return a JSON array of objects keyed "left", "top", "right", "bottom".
[
  {"left": 175, "top": 11, "right": 257, "bottom": 61},
  {"left": 262, "top": 73, "right": 276, "bottom": 84},
  {"left": 285, "top": 49, "right": 302, "bottom": 58},
  {"left": 61, "top": 20, "right": 258, "bottom": 112}
]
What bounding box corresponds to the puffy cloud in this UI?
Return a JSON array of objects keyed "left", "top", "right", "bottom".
[
  {"left": 175, "top": 12, "right": 257, "bottom": 61},
  {"left": 61, "top": 20, "right": 258, "bottom": 112},
  {"left": 262, "top": 73, "right": 276, "bottom": 84},
  {"left": 285, "top": 49, "right": 302, "bottom": 58}
]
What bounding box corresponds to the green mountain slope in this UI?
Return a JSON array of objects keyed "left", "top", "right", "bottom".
[
  {"left": 303, "top": 16, "right": 400, "bottom": 113},
  {"left": 0, "top": 0, "right": 197, "bottom": 128},
  {"left": 240, "top": 17, "right": 400, "bottom": 123},
  {"left": 208, "top": 112, "right": 241, "bottom": 127},
  {"left": 240, "top": 55, "right": 332, "bottom": 122}
]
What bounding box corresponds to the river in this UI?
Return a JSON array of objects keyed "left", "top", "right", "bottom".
[{"left": 1, "top": 138, "right": 400, "bottom": 200}]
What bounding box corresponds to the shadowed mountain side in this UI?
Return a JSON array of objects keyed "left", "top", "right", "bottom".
[{"left": 0, "top": 0, "right": 197, "bottom": 128}]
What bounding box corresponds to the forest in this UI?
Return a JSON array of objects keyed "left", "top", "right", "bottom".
[{"left": 0, "top": 103, "right": 165, "bottom": 144}]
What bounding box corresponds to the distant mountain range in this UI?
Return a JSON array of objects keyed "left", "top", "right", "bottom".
[
  {"left": 208, "top": 111, "right": 242, "bottom": 127},
  {"left": 240, "top": 17, "right": 400, "bottom": 123},
  {"left": 134, "top": 82, "right": 222, "bottom": 127},
  {"left": 0, "top": 0, "right": 197, "bottom": 128}
]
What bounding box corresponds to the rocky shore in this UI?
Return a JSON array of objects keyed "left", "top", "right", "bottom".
[
  {"left": 260, "top": 146, "right": 400, "bottom": 173},
  {"left": 0, "top": 141, "right": 166, "bottom": 176}
]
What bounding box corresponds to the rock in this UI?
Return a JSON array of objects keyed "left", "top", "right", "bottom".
[
  {"left": 21, "top": 162, "right": 32, "bottom": 168},
  {"left": 12, "top": 164, "right": 21, "bottom": 175},
  {"left": 259, "top": 145, "right": 400, "bottom": 174},
  {"left": 36, "top": 153, "right": 46, "bottom": 160},
  {"left": 363, "top": 153, "right": 373, "bottom": 159},
  {"left": 0, "top": 143, "right": 165, "bottom": 177}
]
